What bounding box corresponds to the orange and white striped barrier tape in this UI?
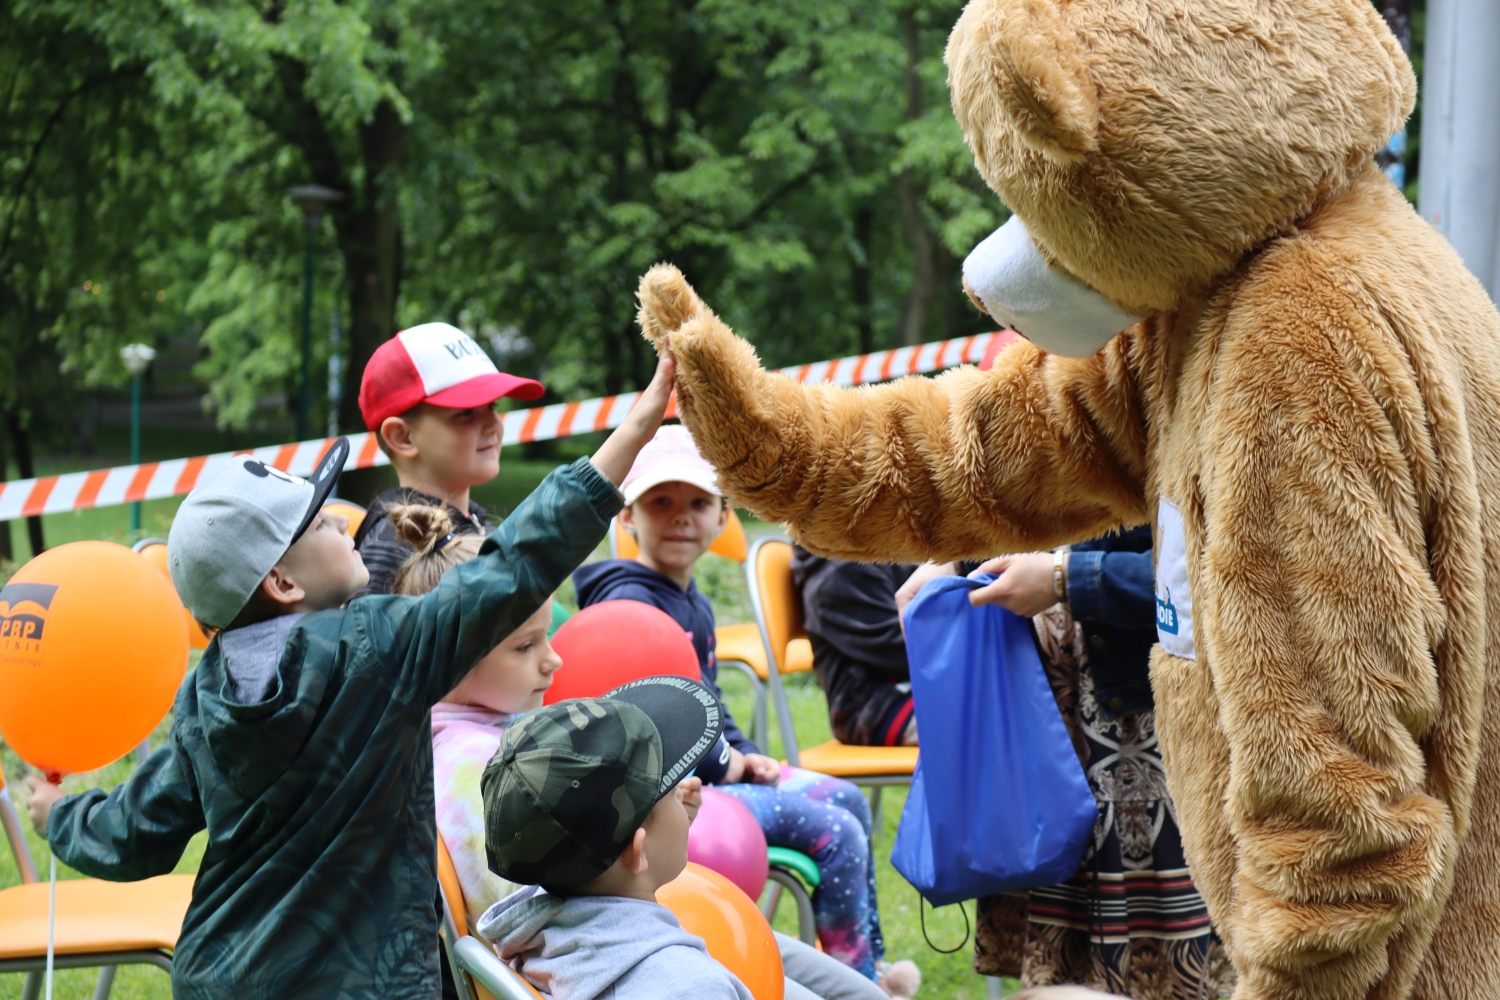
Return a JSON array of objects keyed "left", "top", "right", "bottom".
[{"left": 0, "top": 331, "right": 1012, "bottom": 519}]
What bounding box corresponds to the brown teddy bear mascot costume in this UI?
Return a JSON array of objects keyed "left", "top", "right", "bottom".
[{"left": 634, "top": 1, "right": 1500, "bottom": 998}]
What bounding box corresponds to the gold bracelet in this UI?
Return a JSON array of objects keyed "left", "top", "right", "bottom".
[{"left": 1053, "top": 548, "right": 1068, "bottom": 603}]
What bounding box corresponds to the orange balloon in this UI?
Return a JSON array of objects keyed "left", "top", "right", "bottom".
[
  {"left": 135, "top": 541, "right": 211, "bottom": 650},
  {"left": 659, "top": 862, "right": 784, "bottom": 1000},
  {"left": 0, "top": 541, "right": 188, "bottom": 778}
]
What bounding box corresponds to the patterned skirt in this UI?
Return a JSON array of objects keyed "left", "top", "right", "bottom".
[{"left": 972, "top": 606, "right": 1235, "bottom": 1000}]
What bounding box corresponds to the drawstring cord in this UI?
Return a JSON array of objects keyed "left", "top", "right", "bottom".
[{"left": 918, "top": 891, "right": 970, "bottom": 955}]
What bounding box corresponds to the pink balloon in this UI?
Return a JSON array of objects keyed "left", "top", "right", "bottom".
[{"left": 687, "top": 787, "right": 769, "bottom": 901}]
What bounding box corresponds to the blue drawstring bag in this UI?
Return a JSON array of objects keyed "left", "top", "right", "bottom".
[{"left": 890, "top": 574, "right": 1098, "bottom": 905}]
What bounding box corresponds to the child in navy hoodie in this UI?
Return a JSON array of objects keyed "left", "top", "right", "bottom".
[{"left": 572, "top": 427, "right": 919, "bottom": 997}]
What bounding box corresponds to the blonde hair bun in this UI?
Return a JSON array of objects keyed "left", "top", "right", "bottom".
[
  {"left": 388, "top": 503, "right": 457, "bottom": 554},
  {"left": 387, "top": 503, "right": 486, "bottom": 597}
]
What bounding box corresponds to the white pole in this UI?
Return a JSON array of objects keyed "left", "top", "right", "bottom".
[
  {"left": 46, "top": 852, "right": 56, "bottom": 1000},
  {"left": 1417, "top": 0, "right": 1500, "bottom": 299}
]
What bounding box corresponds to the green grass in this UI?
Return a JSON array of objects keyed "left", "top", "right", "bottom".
[{"left": 0, "top": 458, "right": 1015, "bottom": 999}]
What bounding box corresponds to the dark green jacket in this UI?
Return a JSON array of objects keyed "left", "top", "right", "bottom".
[{"left": 48, "top": 458, "right": 621, "bottom": 999}]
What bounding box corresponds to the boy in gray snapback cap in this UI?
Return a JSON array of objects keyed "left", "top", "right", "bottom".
[
  {"left": 476, "top": 677, "right": 887, "bottom": 1000},
  {"left": 28, "top": 353, "right": 678, "bottom": 1000}
]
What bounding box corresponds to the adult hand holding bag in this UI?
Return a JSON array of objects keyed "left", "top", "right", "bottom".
[{"left": 890, "top": 574, "right": 1097, "bottom": 905}]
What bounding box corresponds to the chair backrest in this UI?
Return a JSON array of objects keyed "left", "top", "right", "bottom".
[
  {"left": 436, "top": 834, "right": 529, "bottom": 1000},
  {"left": 131, "top": 539, "right": 211, "bottom": 651},
  {"left": 609, "top": 508, "right": 749, "bottom": 563},
  {"left": 0, "top": 760, "right": 40, "bottom": 884},
  {"left": 658, "top": 863, "right": 785, "bottom": 1000},
  {"left": 322, "top": 500, "right": 368, "bottom": 539},
  {"left": 748, "top": 538, "right": 805, "bottom": 675},
  {"left": 436, "top": 834, "right": 472, "bottom": 937}
]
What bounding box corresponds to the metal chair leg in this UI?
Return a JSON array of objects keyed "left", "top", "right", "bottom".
[
  {"left": 865, "top": 785, "right": 882, "bottom": 829},
  {"left": 765, "top": 869, "right": 817, "bottom": 946},
  {"left": 720, "top": 661, "right": 770, "bottom": 753},
  {"left": 753, "top": 679, "right": 769, "bottom": 750},
  {"left": 21, "top": 972, "right": 41, "bottom": 1000},
  {"left": 438, "top": 889, "right": 479, "bottom": 1000},
  {"left": 765, "top": 666, "right": 801, "bottom": 767},
  {"left": 92, "top": 965, "right": 117, "bottom": 1000},
  {"left": 760, "top": 879, "right": 784, "bottom": 920}
]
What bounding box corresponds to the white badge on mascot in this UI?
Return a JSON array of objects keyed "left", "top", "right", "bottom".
[{"left": 962, "top": 216, "right": 1140, "bottom": 358}]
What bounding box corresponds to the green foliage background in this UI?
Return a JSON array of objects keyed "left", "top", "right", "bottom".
[{"left": 3, "top": 0, "right": 1000, "bottom": 447}]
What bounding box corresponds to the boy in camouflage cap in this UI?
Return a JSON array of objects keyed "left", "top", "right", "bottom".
[
  {"left": 477, "top": 677, "right": 893, "bottom": 1000},
  {"left": 475, "top": 675, "right": 755, "bottom": 999}
]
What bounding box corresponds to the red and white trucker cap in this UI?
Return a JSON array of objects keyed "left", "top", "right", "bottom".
[{"left": 359, "top": 322, "right": 544, "bottom": 431}]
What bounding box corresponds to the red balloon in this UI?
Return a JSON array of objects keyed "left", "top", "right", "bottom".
[
  {"left": 545, "top": 600, "right": 699, "bottom": 704},
  {"left": 687, "top": 787, "right": 769, "bottom": 901}
]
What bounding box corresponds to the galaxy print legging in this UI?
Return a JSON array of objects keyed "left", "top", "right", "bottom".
[{"left": 719, "top": 765, "right": 884, "bottom": 978}]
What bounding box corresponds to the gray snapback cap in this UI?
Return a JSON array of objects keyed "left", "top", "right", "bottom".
[{"left": 168, "top": 438, "right": 349, "bottom": 628}]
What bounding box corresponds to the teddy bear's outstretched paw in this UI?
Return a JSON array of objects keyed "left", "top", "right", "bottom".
[{"left": 637, "top": 263, "right": 708, "bottom": 349}]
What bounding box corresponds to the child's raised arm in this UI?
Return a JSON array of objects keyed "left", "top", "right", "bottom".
[
  {"left": 366, "top": 354, "right": 677, "bottom": 708},
  {"left": 591, "top": 346, "right": 676, "bottom": 486}
]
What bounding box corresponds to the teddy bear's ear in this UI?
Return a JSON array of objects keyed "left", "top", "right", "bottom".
[{"left": 947, "top": 0, "right": 1098, "bottom": 165}]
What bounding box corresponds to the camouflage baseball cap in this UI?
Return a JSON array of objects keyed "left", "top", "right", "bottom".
[{"left": 481, "top": 676, "right": 724, "bottom": 892}]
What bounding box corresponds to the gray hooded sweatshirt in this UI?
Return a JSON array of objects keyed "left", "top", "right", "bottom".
[{"left": 477, "top": 885, "right": 754, "bottom": 1000}]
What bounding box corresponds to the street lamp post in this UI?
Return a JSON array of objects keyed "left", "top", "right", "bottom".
[
  {"left": 286, "top": 184, "right": 345, "bottom": 440},
  {"left": 120, "top": 343, "right": 156, "bottom": 535}
]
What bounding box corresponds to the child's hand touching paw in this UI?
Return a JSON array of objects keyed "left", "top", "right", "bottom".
[{"left": 591, "top": 346, "right": 677, "bottom": 487}]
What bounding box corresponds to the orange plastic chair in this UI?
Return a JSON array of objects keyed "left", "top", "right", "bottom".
[
  {"left": 659, "top": 863, "right": 784, "bottom": 1000},
  {"left": 608, "top": 509, "right": 770, "bottom": 747},
  {"left": 0, "top": 762, "right": 194, "bottom": 998},
  {"left": 132, "top": 539, "right": 211, "bottom": 651},
  {"left": 322, "top": 500, "right": 367, "bottom": 539},
  {"left": 746, "top": 538, "right": 918, "bottom": 814},
  {"left": 435, "top": 835, "right": 536, "bottom": 1000}
]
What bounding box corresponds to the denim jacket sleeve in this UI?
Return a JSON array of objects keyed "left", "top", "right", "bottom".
[
  {"left": 1066, "top": 548, "right": 1156, "bottom": 630},
  {"left": 1066, "top": 527, "right": 1156, "bottom": 716}
]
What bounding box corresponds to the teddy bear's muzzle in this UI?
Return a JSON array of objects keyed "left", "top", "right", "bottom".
[{"left": 962, "top": 216, "right": 1139, "bottom": 358}]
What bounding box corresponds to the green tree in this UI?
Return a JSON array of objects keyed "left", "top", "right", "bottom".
[
  {"left": 17, "top": 0, "right": 1003, "bottom": 450},
  {"left": 30, "top": 0, "right": 428, "bottom": 432},
  {"left": 0, "top": 0, "right": 190, "bottom": 551},
  {"left": 406, "top": 0, "right": 998, "bottom": 404}
]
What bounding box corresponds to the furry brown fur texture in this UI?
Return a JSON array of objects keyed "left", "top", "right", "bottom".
[{"left": 633, "top": 2, "right": 1500, "bottom": 998}]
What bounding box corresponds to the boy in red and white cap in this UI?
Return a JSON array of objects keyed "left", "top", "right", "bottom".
[{"left": 353, "top": 322, "right": 544, "bottom": 597}]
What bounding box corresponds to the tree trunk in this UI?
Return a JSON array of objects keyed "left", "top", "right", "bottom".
[
  {"left": 331, "top": 99, "right": 405, "bottom": 503},
  {"left": 853, "top": 204, "right": 875, "bottom": 354},
  {"left": 897, "top": 7, "right": 939, "bottom": 346},
  {"left": 6, "top": 409, "right": 43, "bottom": 555},
  {"left": 0, "top": 418, "right": 13, "bottom": 563},
  {"left": 335, "top": 98, "right": 406, "bottom": 435}
]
